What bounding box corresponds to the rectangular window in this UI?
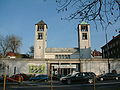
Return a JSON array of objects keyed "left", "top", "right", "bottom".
[
  {"left": 81, "top": 25, "right": 88, "bottom": 31},
  {"left": 55, "top": 55, "right": 71, "bottom": 59},
  {"left": 55, "top": 55, "right": 58, "bottom": 59},
  {"left": 82, "top": 33, "right": 87, "bottom": 40},
  {"left": 38, "top": 33, "right": 43, "bottom": 39}
]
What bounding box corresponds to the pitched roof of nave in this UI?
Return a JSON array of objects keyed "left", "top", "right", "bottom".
[{"left": 45, "top": 48, "right": 79, "bottom": 53}]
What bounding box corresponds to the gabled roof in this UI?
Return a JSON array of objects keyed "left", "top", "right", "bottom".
[
  {"left": 35, "top": 20, "right": 47, "bottom": 25},
  {"left": 101, "top": 34, "right": 120, "bottom": 48},
  {"left": 35, "top": 20, "right": 48, "bottom": 28},
  {"left": 7, "top": 52, "right": 16, "bottom": 56}
]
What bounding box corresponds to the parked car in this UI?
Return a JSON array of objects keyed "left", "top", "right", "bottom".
[
  {"left": 60, "top": 72, "right": 96, "bottom": 84},
  {"left": 0, "top": 75, "right": 23, "bottom": 83},
  {"left": 29, "top": 75, "right": 49, "bottom": 81},
  {"left": 10, "top": 74, "right": 24, "bottom": 82},
  {"left": 15, "top": 73, "right": 29, "bottom": 81},
  {"left": 117, "top": 74, "right": 120, "bottom": 79},
  {"left": 0, "top": 76, "right": 3, "bottom": 82},
  {"left": 97, "top": 73, "right": 119, "bottom": 81}
]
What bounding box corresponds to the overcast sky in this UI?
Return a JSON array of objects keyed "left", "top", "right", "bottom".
[{"left": 0, "top": 0, "right": 119, "bottom": 54}]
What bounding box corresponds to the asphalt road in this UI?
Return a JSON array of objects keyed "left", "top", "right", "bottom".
[{"left": 0, "top": 80, "right": 120, "bottom": 90}]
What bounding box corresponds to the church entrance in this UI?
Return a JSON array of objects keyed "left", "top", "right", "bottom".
[{"left": 50, "top": 63, "right": 80, "bottom": 80}]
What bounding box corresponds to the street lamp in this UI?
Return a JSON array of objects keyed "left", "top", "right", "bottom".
[
  {"left": 105, "top": 26, "right": 110, "bottom": 73},
  {"left": 3, "top": 61, "right": 6, "bottom": 90}
]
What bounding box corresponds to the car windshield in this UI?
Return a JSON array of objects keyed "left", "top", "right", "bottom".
[
  {"left": 86, "top": 72, "right": 95, "bottom": 76},
  {"left": 63, "top": 72, "right": 79, "bottom": 77},
  {"left": 63, "top": 74, "right": 72, "bottom": 77},
  {"left": 105, "top": 73, "right": 117, "bottom": 76},
  {"left": 36, "top": 75, "right": 47, "bottom": 77}
]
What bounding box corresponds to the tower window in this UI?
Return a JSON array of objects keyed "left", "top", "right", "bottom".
[
  {"left": 82, "top": 33, "right": 87, "bottom": 40},
  {"left": 37, "top": 25, "right": 44, "bottom": 31},
  {"left": 81, "top": 25, "right": 88, "bottom": 31},
  {"left": 38, "top": 33, "right": 43, "bottom": 39}
]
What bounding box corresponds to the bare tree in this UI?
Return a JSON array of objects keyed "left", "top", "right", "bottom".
[
  {"left": 8, "top": 35, "right": 22, "bottom": 53},
  {"left": 0, "top": 35, "right": 10, "bottom": 57},
  {"left": 0, "top": 35, "right": 22, "bottom": 57},
  {"left": 56, "top": 0, "right": 120, "bottom": 30}
]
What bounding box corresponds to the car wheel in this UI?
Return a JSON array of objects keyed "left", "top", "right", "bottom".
[
  {"left": 67, "top": 79, "right": 71, "bottom": 84},
  {"left": 100, "top": 78, "right": 103, "bottom": 81},
  {"left": 88, "top": 79, "right": 93, "bottom": 84},
  {"left": 116, "top": 77, "right": 118, "bottom": 80}
]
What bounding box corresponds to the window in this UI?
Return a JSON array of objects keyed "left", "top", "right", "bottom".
[
  {"left": 82, "top": 33, "right": 87, "bottom": 40},
  {"left": 61, "top": 55, "right": 64, "bottom": 59},
  {"left": 38, "top": 33, "right": 43, "bottom": 39},
  {"left": 55, "top": 55, "right": 58, "bottom": 59},
  {"left": 37, "top": 25, "right": 44, "bottom": 31},
  {"left": 81, "top": 25, "right": 88, "bottom": 31},
  {"left": 59, "top": 55, "right": 61, "bottom": 59},
  {"left": 68, "top": 55, "right": 70, "bottom": 59},
  {"left": 55, "top": 55, "right": 71, "bottom": 59}
]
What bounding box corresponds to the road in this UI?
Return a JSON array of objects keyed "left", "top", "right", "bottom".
[{"left": 0, "top": 80, "right": 120, "bottom": 90}]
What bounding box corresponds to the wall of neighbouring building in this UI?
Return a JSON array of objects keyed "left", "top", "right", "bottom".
[{"left": 81, "top": 59, "right": 120, "bottom": 75}]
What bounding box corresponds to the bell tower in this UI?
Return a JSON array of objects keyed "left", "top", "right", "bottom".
[
  {"left": 34, "top": 20, "right": 48, "bottom": 59},
  {"left": 78, "top": 22, "right": 91, "bottom": 58}
]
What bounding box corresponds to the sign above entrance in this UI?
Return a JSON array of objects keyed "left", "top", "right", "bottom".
[{"left": 52, "top": 64, "right": 76, "bottom": 69}]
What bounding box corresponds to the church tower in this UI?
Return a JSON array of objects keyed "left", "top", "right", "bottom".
[
  {"left": 78, "top": 22, "right": 91, "bottom": 58},
  {"left": 34, "top": 20, "right": 48, "bottom": 59}
]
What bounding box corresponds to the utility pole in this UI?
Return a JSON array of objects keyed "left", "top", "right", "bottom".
[
  {"left": 105, "top": 26, "right": 110, "bottom": 73},
  {"left": 3, "top": 62, "right": 6, "bottom": 90},
  {"left": 50, "top": 65, "right": 53, "bottom": 90}
]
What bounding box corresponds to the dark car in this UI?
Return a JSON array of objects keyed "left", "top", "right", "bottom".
[
  {"left": 117, "top": 74, "right": 120, "bottom": 79},
  {"left": 60, "top": 72, "right": 96, "bottom": 84},
  {"left": 97, "top": 73, "right": 119, "bottom": 81},
  {"left": 0, "top": 76, "right": 3, "bottom": 82},
  {"left": 29, "top": 75, "right": 49, "bottom": 81}
]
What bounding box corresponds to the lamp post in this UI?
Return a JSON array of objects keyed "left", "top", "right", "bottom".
[
  {"left": 3, "top": 62, "right": 6, "bottom": 90},
  {"left": 105, "top": 26, "right": 110, "bottom": 73}
]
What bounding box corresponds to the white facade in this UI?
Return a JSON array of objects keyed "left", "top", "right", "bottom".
[
  {"left": 0, "top": 58, "right": 120, "bottom": 76},
  {"left": 34, "top": 20, "right": 47, "bottom": 59},
  {"left": 0, "top": 59, "right": 47, "bottom": 76},
  {"left": 45, "top": 48, "right": 80, "bottom": 59},
  {"left": 34, "top": 20, "right": 91, "bottom": 59},
  {"left": 78, "top": 22, "right": 91, "bottom": 58}
]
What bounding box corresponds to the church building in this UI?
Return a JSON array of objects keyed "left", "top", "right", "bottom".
[
  {"left": 34, "top": 20, "right": 91, "bottom": 59},
  {"left": 1, "top": 20, "right": 119, "bottom": 77}
]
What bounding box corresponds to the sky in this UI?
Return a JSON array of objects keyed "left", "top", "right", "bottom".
[{"left": 0, "top": 0, "right": 119, "bottom": 54}]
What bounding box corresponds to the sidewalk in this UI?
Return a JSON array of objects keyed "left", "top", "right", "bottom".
[
  {"left": 20, "top": 80, "right": 60, "bottom": 86},
  {"left": 0, "top": 80, "right": 61, "bottom": 87},
  {"left": 0, "top": 82, "right": 19, "bottom": 86}
]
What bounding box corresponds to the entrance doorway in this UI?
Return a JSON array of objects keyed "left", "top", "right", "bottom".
[{"left": 50, "top": 63, "right": 80, "bottom": 78}]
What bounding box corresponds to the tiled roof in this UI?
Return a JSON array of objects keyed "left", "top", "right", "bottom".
[
  {"left": 45, "top": 48, "right": 79, "bottom": 53},
  {"left": 35, "top": 20, "right": 47, "bottom": 25}
]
